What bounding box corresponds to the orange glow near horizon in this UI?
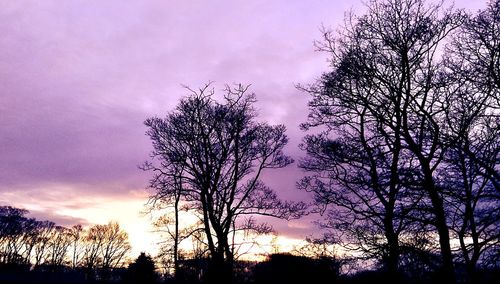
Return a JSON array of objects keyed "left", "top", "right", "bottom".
[{"left": 0, "top": 186, "right": 316, "bottom": 263}]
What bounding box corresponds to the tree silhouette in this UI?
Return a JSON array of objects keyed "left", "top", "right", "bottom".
[
  {"left": 33, "top": 221, "right": 55, "bottom": 267},
  {"left": 47, "top": 226, "right": 72, "bottom": 267},
  {"left": 300, "top": 0, "right": 466, "bottom": 282},
  {"left": 69, "top": 224, "right": 83, "bottom": 269},
  {"left": 443, "top": 1, "right": 500, "bottom": 280},
  {"left": 0, "top": 205, "right": 132, "bottom": 283},
  {"left": 143, "top": 83, "right": 306, "bottom": 283},
  {"left": 124, "top": 252, "right": 158, "bottom": 284},
  {"left": 0, "top": 206, "right": 30, "bottom": 265},
  {"left": 82, "top": 221, "right": 131, "bottom": 280}
]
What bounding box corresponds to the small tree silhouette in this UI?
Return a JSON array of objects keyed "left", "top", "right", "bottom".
[{"left": 124, "top": 253, "right": 158, "bottom": 284}]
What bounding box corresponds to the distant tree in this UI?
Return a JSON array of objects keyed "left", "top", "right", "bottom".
[
  {"left": 69, "top": 224, "right": 84, "bottom": 269},
  {"left": 292, "top": 237, "right": 338, "bottom": 260},
  {"left": 0, "top": 206, "right": 73, "bottom": 268},
  {"left": 0, "top": 205, "right": 132, "bottom": 283},
  {"left": 124, "top": 252, "right": 158, "bottom": 284},
  {"left": 100, "top": 222, "right": 131, "bottom": 271},
  {"left": 47, "top": 226, "right": 72, "bottom": 267},
  {"left": 0, "top": 206, "right": 30, "bottom": 264},
  {"left": 153, "top": 212, "right": 204, "bottom": 278},
  {"left": 144, "top": 160, "right": 202, "bottom": 278},
  {"left": 82, "top": 224, "right": 104, "bottom": 274},
  {"left": 144, "top": 84, "right": 306, "bottom": 283},
  {"left": 20, "top": 218, "right": 39, "bottom": 265},
  {"left": 292, "top": 237, "right": 343, "bottom": 276},
  {"left": 82, "top": 221, "right": 130, "bottom": 280},
  {"left": 33, "top": 221, "right": 55, "bottom": 267},
  {"left": 300, "top": 0, "right": 464, "bottom": 282}
]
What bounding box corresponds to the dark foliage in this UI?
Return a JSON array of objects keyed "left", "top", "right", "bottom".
[
  {"left": 253, "top": 253, "right": 340, "bottom": 284},
  {"left": 123, "top": 253, "right": 158, "bottom": 284}
]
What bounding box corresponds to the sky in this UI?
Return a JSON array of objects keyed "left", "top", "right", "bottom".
[{"left": 0, "top": 0, "right": 486, "bottom": 257}]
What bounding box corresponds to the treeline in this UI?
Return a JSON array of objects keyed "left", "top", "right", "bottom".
[{"left": 0, "top": 205, "right": 130, "bottom": 282}]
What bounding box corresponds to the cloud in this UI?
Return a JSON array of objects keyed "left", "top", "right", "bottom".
[
  {"left": 0, "top": 0, "right": 334, "bottom": 198},
  {"left": 27, "top": 209, "right": 90, "bottom": 227}
]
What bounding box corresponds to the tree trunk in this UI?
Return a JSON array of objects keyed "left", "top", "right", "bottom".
[
  {"left": 205, "top": 251, "right": 231, "bottom": 284},
  {"left": 423, "top": 168, "right": 456, "bottom": 284},
  {"left": 403, "top": 121, "right": 456, "bottom": 283},
  {"left": 384, "top": 213, "right": 401, "bottom": 282},
  {"left": 173, "top": 194, "right": 180, "bottom": 279}
]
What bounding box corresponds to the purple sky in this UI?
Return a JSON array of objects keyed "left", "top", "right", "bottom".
[{"left": 0, "top": 0, "right": 486, "bottom": 255}]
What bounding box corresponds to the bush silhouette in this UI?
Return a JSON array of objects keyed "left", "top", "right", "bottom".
[
  {"left": 253, "top": 253, "right": 339, "bottom": 284},
  {"left": 123, "top": 253, "right": 157, "bottom": 284}
]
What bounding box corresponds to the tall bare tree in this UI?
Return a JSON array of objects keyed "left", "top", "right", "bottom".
[
  {"left": 144, "top": 84, "right": 306, "bottom": 283},
  {"left": 442, "top": 1, "right": 500, "bottom": 280},
  {"left": 300, "top": 0, "right": 463, "bottom": 281}
]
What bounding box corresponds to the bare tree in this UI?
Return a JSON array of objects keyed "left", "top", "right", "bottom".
[
  {"left": 100, "top": 221, "right": 131, "bottom": 271},
  {"left": 82, "top": 221, "right": 130, "bottom": 278},
  {"left": 0, "top": 206, "right": 74, "bottom": 268},
  {"left": 47, "top": 226, "right": 72, "bottom": 267},
  {"left": 445, "top": 0, "right": 500, "bottom": 192},
  {"left": 144, "top": 161, "right": 195, "bottom": 277},
  {"left": 441, "top": 1, "right": 500, "bottom": 280},
  {"left": 298, "top": 121, "right": 414, "bottom": 279},
  {"left": 82, "top": 224, "right": 105, "bottom": 276},
  {"left": 70, "top": 224, "right": 84, "bottom": 269},
  {"left": 0, "top": 206, "right": 131, "bottom": 277},
  {"left": 0, "top": 206, "right": 30, "bottom": 264},
  {"left": 292, "top": 237, "right": 338, "bottom": 260},
  {"left": 153, "top": 209, "right": 204, "bottom": 277},
  {"left": 144, "top": 83, "right": 306, "bottom": 283},
  {"left": 33, "top": 221, "right": 55, "bottom": 267},
  {"left": 20, "top": 218, "right": 40, "bottom": 265},
  {"left": 300, "top": 0, "right": 463, "bottom": 281}
]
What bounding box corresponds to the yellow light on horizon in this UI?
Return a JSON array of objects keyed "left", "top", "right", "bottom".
[{"left": 0, "top": 185, "right": 325, "bottom": 263}]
